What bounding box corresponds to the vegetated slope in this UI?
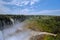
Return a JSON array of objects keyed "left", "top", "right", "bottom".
[{"left": 26, "top": 16, "right": 60, "bottom": 40}]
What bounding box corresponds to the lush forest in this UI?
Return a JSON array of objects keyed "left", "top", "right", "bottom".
[{"left": 26, "top": 15, "right": 60, "bottom": 40}]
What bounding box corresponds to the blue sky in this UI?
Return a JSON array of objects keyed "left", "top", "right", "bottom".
[{"left": 0, "top": 0, "right": 60, "bottom": 15}]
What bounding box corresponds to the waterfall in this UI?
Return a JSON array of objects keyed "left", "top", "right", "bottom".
[{"left": 0, "top": 20, "right": 57, "bottom": 40}]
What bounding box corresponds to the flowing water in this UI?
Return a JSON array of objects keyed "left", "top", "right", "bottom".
[
  {"left": 0, "top": 21, "right": 57, "bottom": 40},
  {"left": 0, "top": 21, "right": 33, "bottom": 40}
]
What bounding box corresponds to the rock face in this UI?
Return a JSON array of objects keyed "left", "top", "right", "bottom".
[
  {"left": 30, "top": 35, "right": 44, "bottom": 40},
  {"left": 0, "top": 17, "right": 14, "bottom": 30},
  {"left": 0, "top": 15, "right": 27, "bottom": 30}
]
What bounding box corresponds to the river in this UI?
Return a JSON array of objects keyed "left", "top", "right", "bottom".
[{"left": 0, "top": 21, "right": 56, "bottom": 40}]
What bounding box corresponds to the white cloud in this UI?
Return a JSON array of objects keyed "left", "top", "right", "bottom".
[
  {"left": 1, "top": 0, "right": 39, "bottom": 6},
  {"left": 0, "top": 0, "right": 39, "bottom": 15},
  {"left": 0, "top": 0, "right": 20, "bottom": 14},
  {"left": 12, "top": 0, "right": 39, "bottom": 6},
  {"left": 30, "top": 0, "right": 39, "bottom": 5},
  {"left": 0, "top": 4, "right": 20, "bottom": 15},
  {"left": 20, "top": 9, "right": 31, "bottom": 15},
  {"left": 0, "top": 0, "right": 60, "bottom": 16},
  {"left": 37, "top": 10, "right": 60, "bottom": 15},
  {"left": 0, "top": 4, "right": 10, "bottom": 14},
  {"left": 20, "top": 10, "right": 60, "bottom": 16}
]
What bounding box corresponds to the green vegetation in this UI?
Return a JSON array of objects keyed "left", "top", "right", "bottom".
[
  {"left": 44, "top": 34, "right": 60, "bottom": 40},
  {"left": 0, "top": 15, "right": 60, "bottom": 40},
  {"left": 26, "top": 16, "right": 60, "bottom": 40}
]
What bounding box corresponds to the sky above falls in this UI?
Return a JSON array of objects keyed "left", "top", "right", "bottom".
[{"left": 0, "top": 0, "right": 60, "bottom": 15}]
